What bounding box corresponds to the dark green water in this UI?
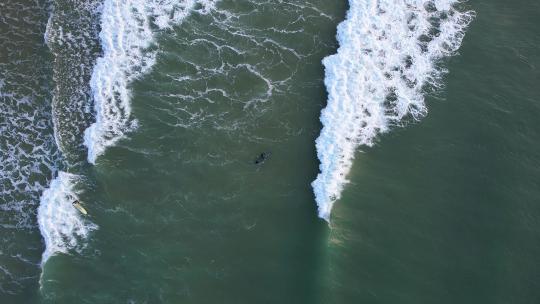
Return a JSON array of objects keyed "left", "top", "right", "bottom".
[
  {"left": 1, "top": 0, "right": 540, "bottom": 303},
  {"left": 326, "top": 1, "right": 540, "bottom": 302},
  {"left": 40, "top": 1, "right": 346, "bottom": 303}
]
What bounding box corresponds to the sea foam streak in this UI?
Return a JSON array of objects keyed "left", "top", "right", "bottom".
[
  {"left": 312, "top": 0, "right": 474, "bottom": 221},
  {"left": 84, "top": 0, "right": 217, "bottom": 163},
  {"left": 37, "top": 172, "right": 97, "bottom": 264}
]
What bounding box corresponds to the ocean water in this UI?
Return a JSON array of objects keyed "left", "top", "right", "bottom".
[
  {"left": 1, "top": 1, "right": 57, "bottom": 300},
  {"left": 1, "top": 0, "right": 540, "bottom": 303}
]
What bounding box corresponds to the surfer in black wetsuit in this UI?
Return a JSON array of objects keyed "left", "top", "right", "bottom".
[{"left": 254, "top": 152, "right": 271, "bottom": 164}]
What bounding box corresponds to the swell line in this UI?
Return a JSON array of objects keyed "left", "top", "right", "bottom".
[{"left": 312, "top": 0, "right": 474, "bottom": 221}]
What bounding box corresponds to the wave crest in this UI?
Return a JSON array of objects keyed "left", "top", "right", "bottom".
[
  {"left": 84, "top": 0, "right": 218, "bottom": 163},
  {"left": 312, "top": 0, "right": 474, "bottom": 221}
]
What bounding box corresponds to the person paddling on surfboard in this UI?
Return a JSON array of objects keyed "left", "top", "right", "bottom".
[{"left": 254, "top": 152, "right": 271, "bottom": 165}]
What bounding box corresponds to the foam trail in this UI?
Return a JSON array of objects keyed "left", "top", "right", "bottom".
[
  {"left": 312, "top": 0, "right": 474, "bottom": 221},
  {"left": 84, "top": 0, "right": 217, "bottom": 163},
  {"left": 37, "top": 172, "right": 97, "bottom": 264}
]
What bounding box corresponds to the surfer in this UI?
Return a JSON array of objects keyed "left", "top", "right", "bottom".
[
  {"left": 254, "top": 152, "right": 271, "bottom": 165},
  {"left": 72, "top": 200, "right": 88, "bottom": 215}
]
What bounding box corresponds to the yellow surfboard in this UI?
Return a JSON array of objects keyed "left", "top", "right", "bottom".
[{"left": 72, "top": 201, "right": 88, "bottom": 215}]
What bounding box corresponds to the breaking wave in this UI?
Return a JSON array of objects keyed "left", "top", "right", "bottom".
[
  {"left": 37, "top": 172, "right": 97, "bottom": 264},
  {"left": 312, "top": 0, "right": 474, "bottom": 221},
  {"left": 84, "top": 0, "right": 218, "bottom": 163}
]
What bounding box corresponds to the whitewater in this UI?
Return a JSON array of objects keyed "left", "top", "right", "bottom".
[
  {"left": 37, "top": 172, "right": 97, "bottom": 264},
  {"left": 312, "top": 0, "right": 474, "bottom": 221},
  {"left": 35, "top": 0, "right": 221, "bottom": 268},
  {"left": 2, "top": 0, "right": 473, "bottom": 278},
  {"left": 83, "top": 0, "right": 217, "bottom": 164}
]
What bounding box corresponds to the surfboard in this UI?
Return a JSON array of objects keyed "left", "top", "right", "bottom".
[{"left": 72, "top": 201, "right": 88, "bottom": 215}]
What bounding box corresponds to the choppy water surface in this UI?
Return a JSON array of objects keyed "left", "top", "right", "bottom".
[
  {"left": 1, "top": 0, "right": 540, "bottom": 303},
  {"left": 0, "top": 0, "right": 56, "bottom": 300}
]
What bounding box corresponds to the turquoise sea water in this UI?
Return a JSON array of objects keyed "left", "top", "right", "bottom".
[{"left": 1, "top": 0, "right": 540, "bottom": 303}]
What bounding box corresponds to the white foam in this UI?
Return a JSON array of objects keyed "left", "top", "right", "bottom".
[
  {"left": 312, "top": 0, "right": 474, "bottom": 221},
  {"left": 37, "top": 172, "right": 97, "bottom": 264},
  {"left": 84, "top": 0, "right": 218, "bottom": 163}
]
